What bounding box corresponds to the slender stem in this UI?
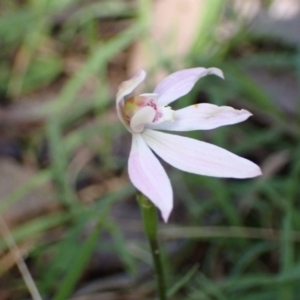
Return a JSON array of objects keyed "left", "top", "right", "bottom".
[{"left": 137, "top": 194, "right": 167, "bottom": 300}]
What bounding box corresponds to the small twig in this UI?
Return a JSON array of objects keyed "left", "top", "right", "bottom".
[{"left": 0, "top": 216, "right": 42, "bottom": 300}]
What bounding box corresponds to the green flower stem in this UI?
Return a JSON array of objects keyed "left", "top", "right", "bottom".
[{"left": 137, "top": 194, "right": 167, "bottom": 300}]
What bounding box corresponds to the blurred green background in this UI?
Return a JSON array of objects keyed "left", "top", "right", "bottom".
[{"left": 0, "top": 0, "right": 300, "bottom": 299}]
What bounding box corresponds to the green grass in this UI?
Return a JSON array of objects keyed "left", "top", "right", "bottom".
[{"left": 0, "top": 0, "right": 300, "bottom": 299}]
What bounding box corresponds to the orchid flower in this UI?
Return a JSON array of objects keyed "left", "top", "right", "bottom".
[{"left": 116, "top": 67, "right": 262, "bottom": 222}]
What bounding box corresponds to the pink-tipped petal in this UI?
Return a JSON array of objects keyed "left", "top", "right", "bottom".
[
  {"left": 143, "top": 129, "right": 262, "bottom": 178},
  {"left": 116, "top": 70, "right": 147, "bottom": 130},
  {"left": 154, "top": 67, "right": 224, "bottom": 106},
  {"left": 130, "top": 106, "right": 156, "bottom": 133},
  {"left": 148, "top": 104, "right": 252, "bottom": 131},
  {"left": 128, "top": 134, "right": 173, "bottom": 222}
]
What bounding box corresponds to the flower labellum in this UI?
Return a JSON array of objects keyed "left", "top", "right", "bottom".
[{"left": 116, "top": 67, "right": 262, "bottom": 222}]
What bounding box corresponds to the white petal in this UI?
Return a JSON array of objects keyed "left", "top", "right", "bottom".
[
  {"left": 138, "top": 93, "right": 159, "bottom": 99},
  {"left": 153, "top": 106, "right": 175, "bottom": 124},
  {"left": 116, "top": 70, "right": 147, "bottom": 104},
  {"left": 130, "top": 106, "right": 156, "bottom": 133},
  {"left": 148, "top": 104, "right": 252, "bottom": 131},
  {"left": 128, "top": 134, "right": 173, "bottom": 222},
  {"left": 143, "top": 129, "right": 262, "bottom": 178},
  {"left": 154, "top": 67, "right": 224, "bottom": 106},
  {"left": 116, "top": 70, "right": 146, "bottom": 130}
]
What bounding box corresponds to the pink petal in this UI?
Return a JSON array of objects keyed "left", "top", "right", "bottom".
[
  {"left": 130, "top": 106, "right": 156, "bottom": 133},
  {"left": 142, "top": 129, "right": 262, "bottom": 178},
  {"left": 147, "top": 104, "right": 252, "bottom": 131},
  {"left": 116, "top": 70, "right": 146, "bottom": 130},
  {"left": 154, "top": 67, "right": 224, "bottom": 106},
  {"left": 128, "top": 133, "right": 173, "bottom": 222}
]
